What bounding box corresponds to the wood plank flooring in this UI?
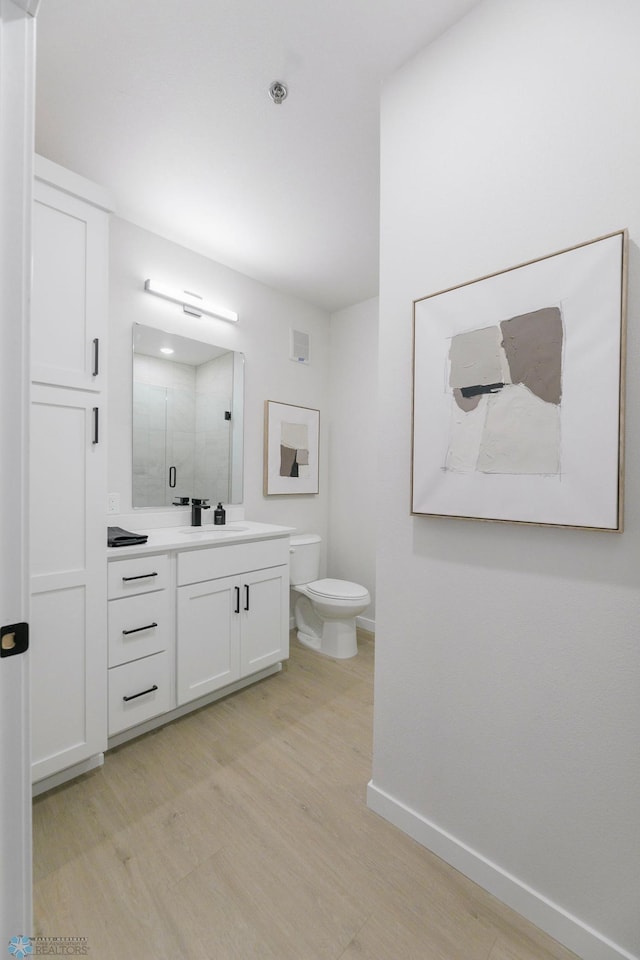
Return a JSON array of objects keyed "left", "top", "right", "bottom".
[{"left": 33, "top": 631, "right": 578, "bottom": 960}]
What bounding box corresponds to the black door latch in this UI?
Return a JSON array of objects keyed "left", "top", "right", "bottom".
[{"left": 0, "top": 622, "right": 29, "bottom": 658}]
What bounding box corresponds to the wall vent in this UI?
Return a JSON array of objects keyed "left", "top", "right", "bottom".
[{"left": 289, "top": 329, "right": 310, "bottom": 364}]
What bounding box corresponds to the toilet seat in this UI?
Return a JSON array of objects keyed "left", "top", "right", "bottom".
[{"left": 306, "top": 578, "right": 369, "bottom": 601}]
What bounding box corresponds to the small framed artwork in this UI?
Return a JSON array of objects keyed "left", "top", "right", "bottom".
[
  {"left": 411, "top": 230, "right": 628, "bottom": 531},
  {"left": 264, "top": 401, "right": 320, "bottom": 495}
]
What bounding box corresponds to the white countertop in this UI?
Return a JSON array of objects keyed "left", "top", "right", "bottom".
[{"left": 107, "top": 520, "right": 296, "bottom": 558}]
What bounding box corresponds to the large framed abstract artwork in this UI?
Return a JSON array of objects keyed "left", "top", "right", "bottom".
[
  {"left": 411, "top": 230, "right": 628, "bottom": 531},
  {"left": 264, "top": 400, "right": 320, "bottom": 495}
]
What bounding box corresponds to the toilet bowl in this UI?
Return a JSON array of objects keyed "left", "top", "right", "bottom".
[{"left": 289, "top": 535, "right": 370, "bottom": 659}]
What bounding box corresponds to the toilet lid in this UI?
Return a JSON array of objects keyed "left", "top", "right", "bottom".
[{"left": 307, "top": 578, "right": 369, "bottom": 601}]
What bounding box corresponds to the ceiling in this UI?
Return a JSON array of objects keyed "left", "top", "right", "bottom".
[{"left": 35, "top": 0, "right": 478, "bottom": 313}]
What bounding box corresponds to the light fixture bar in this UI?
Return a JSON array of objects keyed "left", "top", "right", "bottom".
[{"left": 144, "top": 279, "right": 238, "bottom": 323}]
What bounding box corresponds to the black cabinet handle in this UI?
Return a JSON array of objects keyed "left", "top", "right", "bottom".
[
  {"left": 123, "top": 684, "right": 158, "bottom": 702},
  {"left": 122, "top": 572, "right": 158, "bottom": 582},
  {"left": 92, "top": 338, "right": 100, "bottom": 376},
  {"left": 244, "top": 584, "right": 250, "bottom": 611},
  {"left": 169, "top": 466, "right": 176, "bottom": 488},
  {"left": 122, "top": 622, "right": 158, "bottom": 636},
  {"left": 92, "top": 406, "right": 99, "bottom": 444},
  {"left": 234, "top": 585, "right": 240, "bottom": 614}
]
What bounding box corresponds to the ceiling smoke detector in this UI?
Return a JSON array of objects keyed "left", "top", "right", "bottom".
[{"left": 269, "top": 81, "right": 288, "bottom": 105}]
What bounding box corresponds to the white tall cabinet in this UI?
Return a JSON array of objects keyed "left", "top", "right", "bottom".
[{"left": 30, "top": 157, "right": 111, "bottom": 787}]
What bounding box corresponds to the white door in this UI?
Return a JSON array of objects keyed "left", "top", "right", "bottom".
[{"left": 0, "top": 0, "right": 38, "bottom": 945}]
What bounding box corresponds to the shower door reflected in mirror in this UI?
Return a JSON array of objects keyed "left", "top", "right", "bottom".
[{"left": 132, "top": 323, "right": 244, "bottom": 508}]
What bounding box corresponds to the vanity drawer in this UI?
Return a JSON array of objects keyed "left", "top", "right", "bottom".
[
  {"left": 108, "top": 651, "right": 173, "bottom": 736},
  {"left": 177, "top": 538, "right": 289, "bottom": 586},
  {"left": 108, "top": 554, "right": 170, "bottom": 599},
  {"left": 108, "top": 591, "right": 170, "bottom": 667}
]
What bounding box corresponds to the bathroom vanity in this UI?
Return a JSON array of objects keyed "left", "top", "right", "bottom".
[
  {"left": 106, "top": 522, "right": 293, "bottom": 744},
  {"left": 31, "top": 521, "right": 292, "bottom": 794}
]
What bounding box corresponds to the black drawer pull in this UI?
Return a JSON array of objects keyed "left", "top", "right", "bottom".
[
  {"left": 123, "top": 684, "right": 158, "bottom": 702},
  {"left": 92, "top": 337, "right": 100, "bottom": 377},
  {"left": 234, "top": 585, "right": 240, "bottom": 614},
  {"left": 92, "top": 406, "right": 99, "bottom": 444},
  {"left": 169, "top": 465, "right": 176, "bottom": 488},
  {"left": 244, "top": 584, "right": 250, "bottom": 611},
  {"left": 122, "top": 572, "right": 158, "bottom": 582},
  {"left": 122, "top": 622, "right": 158, "bottom": 636}
]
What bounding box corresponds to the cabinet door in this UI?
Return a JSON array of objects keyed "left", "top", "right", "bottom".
[
  {"left": 240, "top": 565, "right": 289, "bottom": 676},
  {"left": 177, "top": 575, "right": 241, "bottom": 705},
  {"left": 32, "top": 179, "right": 108, "bottom": 392},
  {"left": 30, "top": 385, "right": 107, "bottom": 782}
]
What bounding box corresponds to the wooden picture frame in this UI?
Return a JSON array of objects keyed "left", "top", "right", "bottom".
[
  {"left": 264, "top": 401, "right": 320, "bottom": 495},
  {"left": 411, "top": 230, "right": 628, "bottom": 531}
]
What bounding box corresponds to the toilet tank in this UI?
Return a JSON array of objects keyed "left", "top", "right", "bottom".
[{"left": 289, "top": 533, "right": 321, "bottom": 585}]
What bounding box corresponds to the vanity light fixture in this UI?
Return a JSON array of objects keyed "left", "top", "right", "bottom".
[{"left": 144, "top": 279, "right": 238, "bottom": 323}]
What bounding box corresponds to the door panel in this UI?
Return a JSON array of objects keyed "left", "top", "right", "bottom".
[
  {"left": 0, "top": 0, "right": 36, "bottom": 943},
  {"left": 29, "top": 384, "right": 107, "bottom": 784},
  {"left": 177, "top": 576, "right": 240, "bottom": 704},
  {"left": 30, "top": 391, "right": 88, "bottom": 576},
  {"left": 31, "top": 178, "right": 108, "bottom": 392},
  {"left": 30, "top": 586, "right": 90, "bottom": 775},
  {"left": 240, "top": 567, "right": 289, "bottom": 675}
]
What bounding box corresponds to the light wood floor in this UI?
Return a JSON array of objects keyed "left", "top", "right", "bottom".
[{"left": 33, "top": 631, "right": 578, "bottom": 960}]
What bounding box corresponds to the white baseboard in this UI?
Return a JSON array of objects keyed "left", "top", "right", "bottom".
[
  {"left": 33, "top": 753, "right": 104, "bottom": 797},
  {"left": 367, "top": 781, "right": 637, "bottom": 960}
]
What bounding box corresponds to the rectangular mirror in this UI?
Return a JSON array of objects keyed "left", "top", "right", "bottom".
[{"left": 132, "top": 322, "right": 244, "bottom": 508}]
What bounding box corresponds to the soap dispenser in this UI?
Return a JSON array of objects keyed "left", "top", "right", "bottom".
[{"left": 214, "top": 502, "right": 226, "bottom": 525}]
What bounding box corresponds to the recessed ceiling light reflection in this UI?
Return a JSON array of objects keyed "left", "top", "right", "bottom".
[{"left": 160, "top": 347, "right": 174, "bottom": 355}]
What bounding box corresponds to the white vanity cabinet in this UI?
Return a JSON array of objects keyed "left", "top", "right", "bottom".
[
  {"left": 176, "top": 539, "right": 290, "bottom": 706},
  {"left": 105, "top": 527, "right": 291, "bottom": 747},
  {"left": 107, "top": 555, "right": 173, "bottom": 735},
  {"left": 30, "top": 158, "right": 111, "bottom": 788}
]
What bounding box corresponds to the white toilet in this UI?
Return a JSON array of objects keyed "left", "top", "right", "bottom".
[{"left": 289, "top": 533, "right": 370, "bottom": 659}]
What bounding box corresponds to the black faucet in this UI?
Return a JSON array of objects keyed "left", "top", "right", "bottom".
[{"left": 190, "top": 497, "right": 210, "bottom": 526}]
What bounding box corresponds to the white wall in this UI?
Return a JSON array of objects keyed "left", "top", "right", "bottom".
[
  {"left": 371, "top": 3, "right": 640, "bottom": 959},
  {"left": 328, "top": 297, "right": 379, "bottom": 627},
  {"left": 108, "top": 216, "right": 331, "bottom": 556}
]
